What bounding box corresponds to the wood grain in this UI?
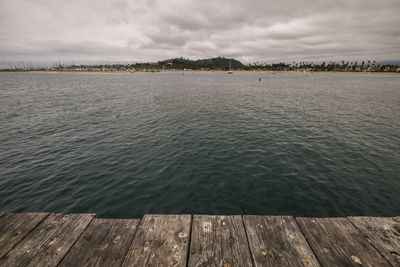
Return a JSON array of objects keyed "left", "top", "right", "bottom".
[
  {"left": 348, "top": 216, "right": 400, "bottom": 266},
  {"left": 244, "top": 216, "right": 319, "bottom": 267},
  {"left": 122, "top": 214, "right": 191, "bottom": 267},
  {"left": 59, "top": 218, "right": 140, "bottom": 267},
  {"left": 0, "top": 212, "right": 48, "bottom": 259},
  {"left": 0, "top": 213, "right": 93, "bottom": 266},
  {"left": 1, "top": 212, "right": 400, "bottom": 267},
  {"left": 188, "top": 215, "right": 253, "bottom": 267},
  {"left": 296, "top": 217, "right": 391, "bottom": 266}
]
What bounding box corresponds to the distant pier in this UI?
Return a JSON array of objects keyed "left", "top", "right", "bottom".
[{"left": 0, "top": 212, "right": 399, "bottom": 266}]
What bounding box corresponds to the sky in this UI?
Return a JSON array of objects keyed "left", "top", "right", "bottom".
[{"left": 0, "top": 0, "right": 399, "bottom": 64}]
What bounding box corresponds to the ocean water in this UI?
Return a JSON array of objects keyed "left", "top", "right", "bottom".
[{"left": 0, "top": 72, "right": 399, "bottom": 218}]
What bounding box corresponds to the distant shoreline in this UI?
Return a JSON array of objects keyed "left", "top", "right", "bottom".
[{"left": 1, "top": 70, "right": 399, "bottom": 75}]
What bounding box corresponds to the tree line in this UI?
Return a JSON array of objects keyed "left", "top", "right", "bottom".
[{"left": 1, "top": 58, "right": 399, "bottom": 72}]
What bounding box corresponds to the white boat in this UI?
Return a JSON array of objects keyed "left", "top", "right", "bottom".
[{"left": 228, "top": 60, "right": 233, "bottom": 74}]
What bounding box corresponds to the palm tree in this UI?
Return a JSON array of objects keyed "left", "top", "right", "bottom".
[{"left": 353, "top": 61, "right": 358, "bottom": 71}]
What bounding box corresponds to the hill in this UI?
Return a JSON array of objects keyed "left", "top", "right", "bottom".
[{"left": 158, "top": 57, "right": 244, "bottom": 70}]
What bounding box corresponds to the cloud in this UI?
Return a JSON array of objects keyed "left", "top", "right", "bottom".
[{"left": 0, "top": 0, "right": 399, "bottom": 63}]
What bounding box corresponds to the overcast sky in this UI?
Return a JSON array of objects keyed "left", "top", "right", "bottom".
[{"left": 0, "top": 0, "right": 399, "bottom": 64}]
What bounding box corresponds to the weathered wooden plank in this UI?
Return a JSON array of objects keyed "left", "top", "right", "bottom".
[
  {"left": 296, "top": 217, "right": 391, "bottom": 266},
  {"left": 122, "top": 214, "right": 191, "bottom": 267},
  {"left": 57, "top": 218, "right": 113, "bottom": 266},
  {"left": 188, "top": 215, "right": 253, "bottom": 267},
  {"left": 0, "top": 212, "right": 49, "bottom": 258},
  {"left": 244, "top": 215, "right": 320, "bottom": 267},
  {"left": 348, "top": 216, "right": 400, "bottom": 266},
  {"left": 0, "top": 213, "right": 94, "bottom": 266},
  {"left": 59, "top": 218, "right": 140, "bottom": 267}
]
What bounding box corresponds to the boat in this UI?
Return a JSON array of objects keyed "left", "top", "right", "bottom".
[{"left": 228, "top": 59, "right": 233, "bottom": 74}]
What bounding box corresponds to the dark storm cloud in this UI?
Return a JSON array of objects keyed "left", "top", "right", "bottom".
[{"left": 0, "top": 0, "right": 399, "bottom": 63}]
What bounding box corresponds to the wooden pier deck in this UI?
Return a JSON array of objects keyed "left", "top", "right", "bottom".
[{"left": 0, "top": 213, "right": 399, "bottom": 266}]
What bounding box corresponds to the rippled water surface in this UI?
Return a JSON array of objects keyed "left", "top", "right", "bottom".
[{"left": 1, "top": 72, "right": 399, "bottom": 218}]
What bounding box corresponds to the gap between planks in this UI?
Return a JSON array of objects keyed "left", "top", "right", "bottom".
[{"left": 1, "top": 213, "right": 399, "bottom": 267}]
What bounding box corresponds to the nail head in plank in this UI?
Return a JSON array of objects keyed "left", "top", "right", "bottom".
[
  {"left": 296, "top": 217, "right": 391, "bottom": 267},
  {"left": 0, "top": 213, "right": 94, "bottom": 266},
  {"left": 122, "top": 214, "right": 191, "bottom": 267},
  {"left": 348, "top": 216, "right": 400, "bottom": 266},
  {"left": 0, "top": 212, "right": 49, "bottom": 258},
  {"left": 188, "top": 215, "right": 253, "bottom": 267},
  {"left": 59, "top": 218, "right": 140, "bottom": 267},
  {"left": 244, "top": 216, "right": 320, "bottom": 267}
]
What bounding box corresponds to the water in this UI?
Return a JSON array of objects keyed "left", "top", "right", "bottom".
[{"left": 0, "top": 72, "right": 399, "bottom": 218}]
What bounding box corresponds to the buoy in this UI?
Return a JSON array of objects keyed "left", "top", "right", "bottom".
[{"left": 259, "top": 77, "right": 261, "bottom": 81}]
